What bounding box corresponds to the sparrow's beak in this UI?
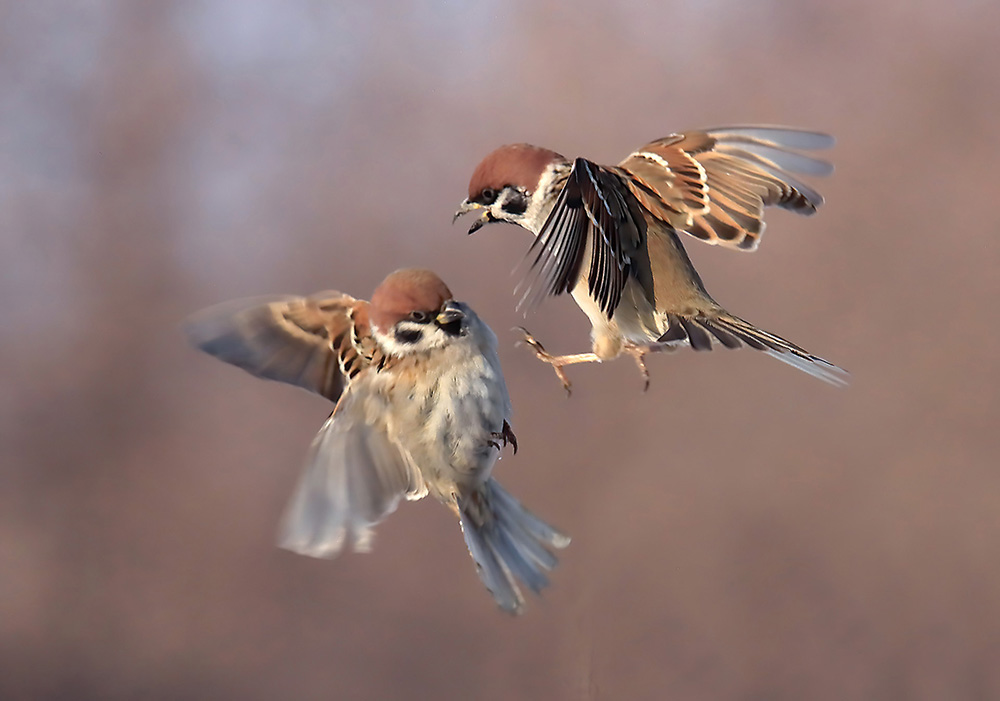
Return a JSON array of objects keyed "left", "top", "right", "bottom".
[
  {"left": 436, "top": 301, "right": 465, "bottom": 326},
  {"left": 453, "top": 200, "right": 492, "bottom": 235}
]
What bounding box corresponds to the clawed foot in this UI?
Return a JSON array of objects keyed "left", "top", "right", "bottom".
[
  {"left": 513, "top": 327, "right": 586, "bottom": 395},
  {"left": 623, "top": 344, "right": 651, "bottom": 391},
  {"left": 623, "top": 341, "right": 679, "bottom": 391},
  {"left": 488, "top": 420, "right": 518, "bottom": 454},
  {"left": 512, "top": 328, "right": 669, "bottom": 393}
]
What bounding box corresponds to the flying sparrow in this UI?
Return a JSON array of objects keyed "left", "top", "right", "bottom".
[
  {"left": 183, "top": 268, "right": 569, "bottom": 614},
  {"left": 455, "top": 126, "right": 847, "bottom": 391}
]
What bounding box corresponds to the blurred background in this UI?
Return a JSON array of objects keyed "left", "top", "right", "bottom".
[{"left": 3, "top": 1, "right": 999, "bottom": 698}]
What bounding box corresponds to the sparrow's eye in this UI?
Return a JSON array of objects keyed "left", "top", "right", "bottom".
[
  {"left": 409, "top": 310, "right": 431, "bottom": 323},
  {"left": 480, "top": 188, "right": 497, "bottom": 204}
]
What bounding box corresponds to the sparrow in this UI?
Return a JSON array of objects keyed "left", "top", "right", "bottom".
[
  {"left": 454, "top": 126, "right": 847, "bottom": 391},
  {"left": 183, "top": 268, "right": 569, "bottom": 614}
]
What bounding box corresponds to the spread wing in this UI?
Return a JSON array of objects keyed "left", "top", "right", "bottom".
[
  {"left": 183, "top": 291, "right": 376, "bottom": 402},
  {"left": 185, "top": 291, "right": 421, "bottom": 556},
  {"left": 617, "top": 126, "right": 833, "bottom": 251},
  {"left": 277, "top": 390, "right": 427, "bottom": 558},
  {"left": 520, "top": 158, "right": 651, "bottom": 318}
]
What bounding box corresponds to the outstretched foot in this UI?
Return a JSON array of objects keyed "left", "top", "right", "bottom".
[
  {"left": 488, "top": 420, "right": 518, "bottom": 454},
  {"left": 514, "top": 327, "right": 602, "bottom": 395},
  {"left": 623, "top": 340, "right": 681, "bottom": 391},
  {"left": 623, "top": 344, "right": 652, "bottom": 391}
]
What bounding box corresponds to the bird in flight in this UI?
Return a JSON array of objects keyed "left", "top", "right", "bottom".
[
  {"left": 455, "top": 126, "right": 847, "bottom": 392},
  {"left": 184, "top": 268, "right": 569, "bottom": 614}
]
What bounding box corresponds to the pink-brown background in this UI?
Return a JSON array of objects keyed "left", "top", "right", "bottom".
[{"left": 3, "top": 1, "right": 999, "bottom": 698}]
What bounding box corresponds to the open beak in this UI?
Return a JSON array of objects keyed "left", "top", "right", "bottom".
[
  {"left": 453, "top": 200, "right": 492, "bottom": 235},
  {"left": 436, "top": 301, "right": 465, "bottom": 335},
  {"left": 436, "top": 301, "right": 465, "bottom": 326}
]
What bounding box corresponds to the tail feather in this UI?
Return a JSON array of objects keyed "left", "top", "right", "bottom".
[
  {"left": 657, "top": 312, "right": 849, "bottom": 387},
  {"left": 459, "top": 514, "right": 523, "bottom": 613},
  {"left": 489, "top": 481, "right": 571, "bottom": 551},
  {"left": 760, "top": 349, "right": 848, "bottom": 387},
  {"left": 458, "top": 479, "right": 570, "bottom": 615},
  {"left": 492, "top": 526, "right": 553, "bottom": 594}
]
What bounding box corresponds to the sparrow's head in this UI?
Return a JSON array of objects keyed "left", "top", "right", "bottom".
[
  {"left": 455, "top": 143, "right": 567, "bottom": 235},
  {"left": 370, "top": 269, "right": 468, "bottom": 356}
]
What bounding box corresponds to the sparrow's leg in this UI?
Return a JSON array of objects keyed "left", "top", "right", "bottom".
[
  {"left": 489, "top": 419, "right": 518, "bottom": 454},
  {"left": 622, "top": 340, "right": 681, "bottom": 391},
  {"left": 514, "top": 327, "right": 601, "bottom": 395}
]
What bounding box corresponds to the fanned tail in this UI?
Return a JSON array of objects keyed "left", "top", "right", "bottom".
[
  {"left": 656, "top": 311, "right": 848, "bottom": 387},
  {"left": 458, "top": 479, "right": 571, "bottom": 615}
]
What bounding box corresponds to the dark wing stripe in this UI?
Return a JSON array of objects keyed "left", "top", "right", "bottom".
[
  {"left": 697, "top": 318, "right": 743, "bottom": 349},
  {"left": 585, "top": 166, "right": 605, "bottom": 301},
  {"left": 649, "top": 308, "right": 845, "bottom": 383},
  {"left": 588, "top": 220, "right": 604, "bottom": 307},
  {"left": 686, "top": 218, "right": 715, "bottom": 241},
  {"left": 541, "top": 201, "right": 577, "bottom": 295},
  {"left": 658, "top": 314, "right": 689, "bottom": 343},
  {"left": 713, "top": 147, "right": 825, "bottom": 210},
  {"left": 522, "top": 158, "right": 643, "bottom": 318},
  {"left": 580, "top": 160, "right": 618, "bottom": 314},
  {"left": 579, "top": 159, "right": 636, "bottom": 315},
  {"left": 628, "top": 171, "right": 683, "bottom": 213},
  {"left": 703, "top": 207, "right": 747, "bottom": 243},
  {"left": 714, "top": 314, "right": 845, "bottom": 376},
  {"left": 724, "top": 322, "right": 790, "bottom": 353},
  {"left": 713, "top": 316, "right": 822, "bottom": 357},
  {"left": 710, "top": 318, "right": 771, "bottom": 350},
  {"left": 721, "top": 316, "right": 809, "bottom": 352},
  {"left": 658, "top": 313, "right": 822, "bottom": 355},
  {"left": 619, "top": 126, "right": 831, "bottom": 251},
  {"left": 711, "top": 194, "right": 763, "bottom": 235},
  {"left": 709, "top": 179, "right": 764, "bottom": 219},
  {"left": 656, "top": 315, "right": 742, "bottom": 351},
  {"left": 679, "top": 317, "right": 713, "bottom": 350},
  {"left": 519, "top": 173, "right": 589, "bottom": 312}
]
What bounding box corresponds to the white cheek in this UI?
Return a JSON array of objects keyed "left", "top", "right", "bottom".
[
  {"left": 373, "top": 325, "right": 449, "bottom": 357},
  {"left": 524, "top": 164, "right": 568, "bottom": 234},
  {"left": 372, "top": 327, "right": 415, "bottom": 357}
]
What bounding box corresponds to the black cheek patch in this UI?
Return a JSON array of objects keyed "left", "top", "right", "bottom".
[
  {"left": 395, "top": 327, "right": 423, "bottom": 345},
  {"left": 502, "top": 194, "right": 528, "bottom": 216}
]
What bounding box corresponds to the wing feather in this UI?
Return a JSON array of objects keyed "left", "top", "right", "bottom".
[
  {"left": 618, "top": 125, "right": 833, "bottom": 251},
  {"left": 278, "top": 391, "right": 426, "bottom": 558},
  {"left": 520, "top": 158, "right": 648, "bottom": 317},
  {"left": 183, "top": 291, "right": 372, "bottom": 401}
]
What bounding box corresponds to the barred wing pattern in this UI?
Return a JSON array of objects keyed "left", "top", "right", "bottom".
[
  {"left": 519, "top": 126, "right": 831, "bottom": 320},
  {"left": 184, "top": 291, "right": 423, "bottom": 558},
  {"left": 183, "top": 291, "right": 379, "bottom": 401},
  {"left": 618, "top": 126, "right": 833, "bottom": 251}
]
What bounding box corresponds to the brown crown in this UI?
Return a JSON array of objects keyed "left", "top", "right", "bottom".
[
  {"left": 369, "top": 269, "right": 453, "bottom": 332},
  {"left": 467, "top": 143, "right": 565, "bottom": 200}
]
